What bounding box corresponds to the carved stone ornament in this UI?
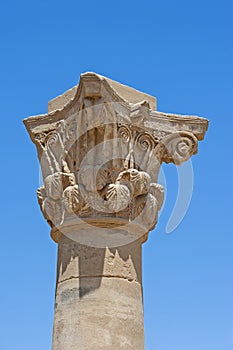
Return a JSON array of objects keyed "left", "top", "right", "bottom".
[{"left": 24, "top": 72, "right": 208, "bottom": 245}]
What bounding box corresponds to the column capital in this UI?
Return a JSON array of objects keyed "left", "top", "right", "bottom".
[{"left": 24, "top": 72, "right": 208, "bottom": 246}]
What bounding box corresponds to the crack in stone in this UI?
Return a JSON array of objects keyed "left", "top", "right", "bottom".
[{"left": 58, "top": 274, "right": 140, "bottom": 285}]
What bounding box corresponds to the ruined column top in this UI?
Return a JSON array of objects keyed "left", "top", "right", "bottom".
[
  {"left": 24, "top": 72, "right": 208, "bottom": 142},
  {"left": 23, "top": 72, "right": 208, "bottom": 247},
  {"left": 48, "top": 72, "right": 157, "bottom": 113}
]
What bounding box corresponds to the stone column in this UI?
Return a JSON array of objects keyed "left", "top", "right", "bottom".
[
  {"left": 24, "top": 72, "right": 208, "bottom": 350},
  {"left": 53, "top": 236, "right": 144, "bottom": 349}
]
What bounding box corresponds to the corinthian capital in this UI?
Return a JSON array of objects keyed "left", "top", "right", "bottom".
[{"left": 24, "top": 72, "right": 208, "bottom": 247}]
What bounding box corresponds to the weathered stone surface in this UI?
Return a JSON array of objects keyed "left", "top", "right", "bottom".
[
  {"left": 24, "top": 72, "right": 208, "bottom": 349},
  {"left": 53, "top": 236, "right": 144, "bottom": 350},
  {"left": 24, "top": 72, "right": 208, "bottom": 244}
]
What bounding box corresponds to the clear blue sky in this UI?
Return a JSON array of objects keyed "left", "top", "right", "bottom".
[{"left": 0, "top": 1, "right": 232, "bottom": 349}]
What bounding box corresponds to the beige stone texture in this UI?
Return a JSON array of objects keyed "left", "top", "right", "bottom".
[
  {"left": 53, "top": 235, "right": 144, "bottom": 349},
  {"left": 23, "top": 72, "right": 208, "bottom": 350},
  {"left": 48, "top": 73, "right": 156, "bottom": 113},
  {"left": 48, "top": 86, "right": 77, "bottom": 113}
]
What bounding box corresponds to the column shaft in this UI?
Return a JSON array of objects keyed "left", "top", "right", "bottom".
[{"left": 52, "top": 235, "right": 144, "bottom": 350}]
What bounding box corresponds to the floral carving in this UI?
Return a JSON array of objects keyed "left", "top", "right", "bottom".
[
  {"left": 24, "top": 72, "right": 208, "bottom": 244},
  {"left": 33, "top": 119, "right": 197, "bottom": 234},
  {"left": 102, "top": 169, "right": 164, "bottom": 230},
  {"left": 35, "top": 119, "right": 166, "bottom": 230},
  {"left": 63, "top": 185, "right": 83, "bottom": 213}
]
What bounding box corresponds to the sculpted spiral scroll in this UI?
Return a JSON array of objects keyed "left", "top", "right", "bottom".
[
  {"left": 136, "top": 132, "right": 156, "bottom": 151},
  {"left": 160, "top": 131, "right": 198, "bottom": 165},
  {"left": 118, "top": 125, "right": 131, "bottom": 143},
  {"left": 35, "top": 132, "right": 46, "bottom": 144},
  {"left": 176, "top": 138, "right": 193, "bottom": 157},
  {"left": 45, "top": 131, "right": 60, "bottom": 146}
]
